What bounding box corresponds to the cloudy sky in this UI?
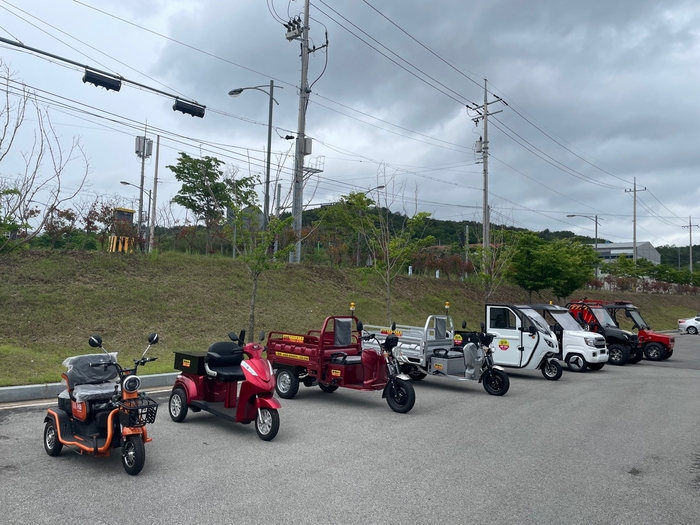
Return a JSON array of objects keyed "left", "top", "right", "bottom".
[{"left": 1, "top": 0, "right": 699, "bottom": 247}]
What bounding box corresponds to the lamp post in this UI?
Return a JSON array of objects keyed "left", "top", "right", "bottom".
[
  {"left": 567, "top": 214, "right": 602, "bottom": 280},
  {"left": 228, "top": 81, "right": 281, "bottom": 231},
  {"left": 121, "top": 181, "right": 152, "bottom": 249}
]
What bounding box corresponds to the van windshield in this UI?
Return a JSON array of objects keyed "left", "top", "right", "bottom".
[
  {"left": 519, "top": 308, "right": 552, "bottom": 334},
  {"left": 549, "top": 310, "right": 582, "bottom": 331}
]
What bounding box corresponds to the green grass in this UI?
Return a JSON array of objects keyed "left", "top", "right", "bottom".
[{"left": 1, "top": 249, "right": 699, "bottom": 387}]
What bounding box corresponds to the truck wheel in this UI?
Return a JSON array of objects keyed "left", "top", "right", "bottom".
[
  {"left": 44, "top": 420, "right": 63, "bottom": 457},
  {"left": 275, "top": 369, "right": 299, "bottom": 399},
  {"left": 385, "top": 379, "right": 415, "bottom": 413},
  {"left": 607, "top": 344, "right": 630, "bottom": 366},
  {"left": 255, "top": 408, "right": 280, "bottom": 441},
  {"left": 643, "top": 342, "right": 666, "bottom": 361},
  {"left": 318, "top": 383, "right": 339, "bottom": 393},
  {"left": 482, "top": 369, "right": 509, "bottom": 396},
  {"left": 588, "top": 363, "right": 605, "bottom": 371},
  {"left": 565, "top": 354, "right": 588, "bottom": 372},
  {"left": 401, "top": 364, "right": 427, "bottom": 381},
  {"left": 122, "top": 436, "right": 146, "bottom": 476},
  {"left": 541, "top": 360, "right": 562, "bottom": 380},
  {"left": 628, "top": 348, "right": 643, "bottom": 364},
  {"left": 169, "top": 388, "right": 188, "bottom": 422}
]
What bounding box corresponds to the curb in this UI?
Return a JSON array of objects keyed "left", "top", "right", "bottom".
[{"left": 0, "top": 372, "right": 180, "bottom": 404}]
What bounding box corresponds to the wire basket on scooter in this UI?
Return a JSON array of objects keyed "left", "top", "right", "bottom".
[{"left": 117, "top": 396, "right": 158, "bottom": 427}]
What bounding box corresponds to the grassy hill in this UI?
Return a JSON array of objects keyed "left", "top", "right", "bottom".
[{"left": 2, "top": 250, "right": 699, "bottom": 387}]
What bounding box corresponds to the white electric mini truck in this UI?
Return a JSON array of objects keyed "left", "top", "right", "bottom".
[{"left": 529, "top": 304, "right": 608, "bottom": 372}]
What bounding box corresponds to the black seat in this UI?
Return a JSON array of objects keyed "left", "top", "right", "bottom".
[
  {"left": 433, "top": 348, "right": 464, "bottom": 359},
  {"left": 205, "top": 342, "right": 246, "bottom": 382},
  {"left": 331, "top": 353, "right": 362, "bottom": 365}
]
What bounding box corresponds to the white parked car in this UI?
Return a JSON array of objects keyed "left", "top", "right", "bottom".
[{"left": 678, "top": 317, "right": 700, "bottom": 334}]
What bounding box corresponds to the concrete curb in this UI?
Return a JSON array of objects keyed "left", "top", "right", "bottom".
[{"left": 0, "top": 372, "right": 180, "bottom": 404}]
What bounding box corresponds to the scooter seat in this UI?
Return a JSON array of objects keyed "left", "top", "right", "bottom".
[
  {"left": 210, "top": 366, "right": 246, "bottom": 382},
  {"left": 206, "top": 342, "right": 246, "bottom": 382},
  {"left": 330, "top": 352, "right": 362, "bottom": 365},
  {"left": 433, "top": 348, "right": 464, "bottom": 359}
]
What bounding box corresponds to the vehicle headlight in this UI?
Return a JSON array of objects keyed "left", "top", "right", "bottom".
[
  {"left": 122, "top": 375, "right": 141, "bottom": 394},
  {"left": 545, "top": 338, "right": 555, "bottom": 348},
  {"left": 584, "top": 337, "right": 598, "bottom": 347}
]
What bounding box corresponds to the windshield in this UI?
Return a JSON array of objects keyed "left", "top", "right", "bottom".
[
  {"left": 591, "top": 308, "right": 618, "bottom": 328},
  {"left": 549, "top": 311, "right": 583, "bottom": 331},
  {"left": 519, "top": 308, "right": 552, "bottom": 334},
  {"left": 627, "top": 310, "right": 649, "bottom": 329}
]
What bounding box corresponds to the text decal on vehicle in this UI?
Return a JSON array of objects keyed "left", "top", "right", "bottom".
[
  {"left": 498, "top": 340, "right": 509, "bottom": 351},
  {"left": 434, "top": 363, "right": 444, "bottom": 370},
  {"left": 275, "top": 352, "right": 310, "bottom": 361},
  {"left": 282, "top": 334, "right": 304, "bottom": 343},
  {"left": 453, "top": 334, "right": 463, "bottom": 346},
  {"left": 182, "top": 359, "right": 191, "bottom": 367},
  {"left": 331, "top": 369, "right": 341, "bottom": 376},
  {"left": 380, "top": 329, "right": 403, "bottom": 336}
]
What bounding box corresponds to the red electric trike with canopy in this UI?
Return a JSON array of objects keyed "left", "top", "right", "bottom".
[{"left": 266, "top": 312, "right": 415, "bottom": 413}]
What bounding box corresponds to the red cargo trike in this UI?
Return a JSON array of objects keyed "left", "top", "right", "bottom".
[{"left": 267, "top": 316, "right": 415, "bottom": 413}]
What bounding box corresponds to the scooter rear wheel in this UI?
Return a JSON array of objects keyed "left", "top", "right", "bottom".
[
  {"left": 169, "top": 388, "right": 188, "bottom": 423},
  {"left": 43, "top": 420, "right": 63, "bottom": 456},
  {"left": 255, "top": 408, "right": 280, "bottom": 441}
]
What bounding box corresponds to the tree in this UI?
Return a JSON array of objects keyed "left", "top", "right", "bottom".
[
  {"left": 472, "top": 228, "right": 519, "bottom": 302},
  {"left": 168, "top": 153, "right": 256, "bottom": 254},
  {"left": 0, "top": 61, "right": 88, "bottom": 254},
  {"left": 546, "top": 240, "right": 597, "bottom": 300},
  {"left": 506, "top": 232, "right": 550, "bottom": 302}
]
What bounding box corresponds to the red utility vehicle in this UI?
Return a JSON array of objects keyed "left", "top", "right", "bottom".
[
  {"left": 599, "top": 300, "right": 674, "bottom": 361},
  {"left": 266, "top": 315, "right": 415, "bottom": 413},
  {"left": 168, "top": 330, "right": 281, "bottom": 441}
]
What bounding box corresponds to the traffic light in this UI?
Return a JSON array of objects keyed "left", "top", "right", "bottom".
[
  {"left": 173, "top": 99, "right": 205, "bottom": 118},
  {"left": 83, "top": 69, "right": 121, "bottom": 92}
]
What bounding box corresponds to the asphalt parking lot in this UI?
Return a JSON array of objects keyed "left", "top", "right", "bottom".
[{"left": 2, "top": 334, "right": 700, "bottom": 525}]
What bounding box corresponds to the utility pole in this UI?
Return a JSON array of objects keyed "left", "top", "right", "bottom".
[
  {"left": 470, "top": 79, "right": 504, "bottom": 267},
  {"left": 135, "top": 132, "right": 153, "bottom": 251},
  {"left": 289, "top": 1, "right": 310, "bottom": 263},
  {"left": 149, "top": 135, "right": 160, "bottom": 253},
  {"left": 683, "top": 216, "right": 699, "bottom": 284},
  {"left": 625, "top": 177, "right": 646, "bottom": 264}
]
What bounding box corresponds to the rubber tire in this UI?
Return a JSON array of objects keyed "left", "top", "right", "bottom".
[
  {"left": 588, "top": 363, "right": 605, "bottom": 371},
  {"left": 275, "top": 369, "right": 299, "bottom": 399},
  {"left": 385, "top": 379, "right": 415, "bottom": 413},
  {"left": 607, "top": 344, "right": 630, "bottom": 366},
  {"left": 482, "top": 369, "right": 510, "bottom": 396},
  {"left": 168, "top": 388, "right": 188, "bottom": 423},
  {"left": 318, "top": 383, "right": 339, "bottom": 393},
  {"left": 688, "top": 326, "right": 698, "bottom": 335},
  {"left": 643, "top": 342, "right": 666, "bottom": 361},
  {"left": 566, "top": 354, "right": 588, "bottom": 372},
  {"left": 541, "top": 360, "right": 563, "bottom": 381},
  {"left": 255, "top": 408, "right": 280, "bottom": 441},
  {"left": 43, "top": 420, "right": 63, "bottom": 457},
  {"left": 122, "top": 435, "right": 145, "bottom": 476},
  {"left": 628, "top": 348, "right": 643, "bottom": 364},
  {"left": 402, "top": 365, "right": 427, "bottom": 381}
]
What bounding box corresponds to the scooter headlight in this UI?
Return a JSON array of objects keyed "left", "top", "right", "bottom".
[
  {"left": 544, "top": 338, "right": 555, "bottom": 348},
  {"left": 123, "top": 375, "right": 141, "bottom": 394}
]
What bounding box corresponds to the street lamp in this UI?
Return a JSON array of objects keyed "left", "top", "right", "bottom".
[
  {"left": 121, "top": 180, "right": 152, "bottom": 248},
  {"left": 228, "top": 81, "right": 281, "bottom": 231},
  {"left": 567, "top": 214, "right": 602, "bottom": 280}
]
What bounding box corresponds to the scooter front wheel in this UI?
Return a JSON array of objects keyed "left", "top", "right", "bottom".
[
  {"left": 385, "top": 379, "right": 415, "bottom": 413},
  {"left": 541, "top": 360, "right": 563, "bottom": 381},
  {"left": 255, "top": 408, "right": 280, "bottom": 441},
  {"left": 482, "top": 369, "right": 509, "bottom": 396},
  {"left": 43, "top": 420, "right": 63, "bottom": 456},
  {"left": 122, "top": 435, "right": 145, "bottom": 476}
]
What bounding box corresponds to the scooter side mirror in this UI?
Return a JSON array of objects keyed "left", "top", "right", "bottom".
[
  {"left": 228, "top": 331, "right": 239, "bottom": 342},
  {"left": 89, "top": 335, "right": 102, "bottom": 348},
  {"left": 391, "top": 321, "right": 396, "bottom": 331},
  {"left": 259, "top": 331, "right": 265, "bottom": 341},
  {"left": 357, "top": 321, "right": 364, "bottom": 333},
  {"left": 462, "top": 320, "right": 467, "bottom": 329},
  {"left": 480, "top": 322, "right": 485, "bottom": 333},
  {"left": 148, "top": 333, "right": 159, "bottom": 345},
  {"left": 527, "top": 326, "right": 537, "bottom": 336}
]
